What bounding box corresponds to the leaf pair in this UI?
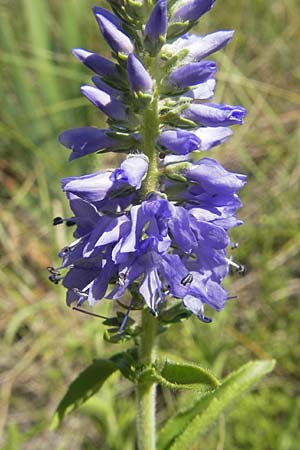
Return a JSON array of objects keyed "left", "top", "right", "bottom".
[{"left": 51, "top": 354, "right": 275, "bottom": 450}]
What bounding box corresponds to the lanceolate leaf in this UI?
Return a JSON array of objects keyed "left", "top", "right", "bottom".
[
  {"left": 158, "top": 359, "right": 275, "bottom": 450},
  {"left": 138, "top": 360, "right": 219, "bottom": 391},
  {"left": 161, "top": 361, "right": 220, "bottom": 387},
  {"left": 51, "top": 358, "right": 117, "bottom": 429}
]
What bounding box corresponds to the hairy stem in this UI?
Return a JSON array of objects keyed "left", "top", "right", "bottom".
[{"left": 136, "top": 309, "right": 157, "bottom": 450}]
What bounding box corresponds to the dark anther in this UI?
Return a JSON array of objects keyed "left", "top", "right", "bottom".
[
  {"left": 159, "top": 152, "right": 166, "bottom": 159},
  {"left": 118, "top": 273, "right": 127, "bottom": 286},
  {"left": 231, "top": 242, "right": 239, "bottom": 250},
  {"left": 49, "top": 274, "right": 61, "bottom": 284},
  {"left": 61, "top": 247, "right": 70, "bottom": 256},
  {"left": 53, "top": 217, "right": 64, "bottom": 226},
  {"left": 66, "top": 220, "right": 76, "bottom": 227},
  {"left": 237, "top": 264, "right": 247, "bottom": 275},
  {"left": 47, "top": 266, "right": 60, "bottom": 275},
  {"left": 198, "top": 314, "right": 212, "bottom": 323},
  {"left": 181, "top": 273, "right": 193, "bottom": 286}
]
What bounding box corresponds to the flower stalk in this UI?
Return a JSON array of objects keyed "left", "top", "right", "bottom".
[{"left": 136, "top": 309, "right": 157, "bottom": 450}]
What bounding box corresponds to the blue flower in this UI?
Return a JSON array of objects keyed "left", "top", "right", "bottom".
[
  {"left": 144, "top": 0, "right": 168, "bottom": 54},
  {"left": 127, "top": 53, "right": 153, "bottom": 94},
  {"left": 95, "top": 13, "right": 134, "bottom": 55},
  {"left": 182, "top": 103, "right": 247, "bottom": 127},
  {"left": 171, "top": 0, "right": 215, "bottom": 24},
  {"left": 167, "top": 60, "right": 217, "bottom": 88}
]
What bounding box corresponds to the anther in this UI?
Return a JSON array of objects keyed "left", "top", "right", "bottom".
[
  {"left": 237, "top": 264, "right": 247, "bottom": 275},
  {"left": 117, "top": 273, "right": 127, "bottom": 286},
  {"left": 72, "top": 288, "right": 88, "bottom": 298},
  {"left": 47, "top": 266, "right": 60, "bottom": 275},
  {"left": 60, "top": 247, "right": 71, "bottom": 256},
  {"left": 226, "top": 258, "right": 247, "bottom": 275},
  {"left": 230, "top": 242, "right": 239, "bottom": 250},
  {"left": 159, "top": 152, "right": 166, "bottom": 159},
  {"left": 181, "top": 273, "right": 193, "bottom": 286},
  {"left": 53, "top": 217, "right": 64, "bottom": 226},
  {"left": 198, "top": 313, "right": 212, "bottom": 323},
  {"left": 49, "top": 274, "right": 63, "bottom": 284},
  {"left": 66, "top": 220, "right": 76, "bottom": 227}
]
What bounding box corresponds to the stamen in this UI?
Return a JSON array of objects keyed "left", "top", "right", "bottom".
[
  {"left": 118, "top": 299, "right": 134, "bottom": 333},
  {"left": 117, "top": 272, "right": 127, "bottom": 286},
  {"left": 237, "top": 264, "right": 246, "bottom": 274},
  {"left": 230, "top": 242, "right": 239, "bottom": 250},
  {"left": 72, "top": 306, "right": 109, "bottom": 320},
  {"left": 181, "top": 273, "right": 193, "bottom": 286},
  {"left": 47, "top": 266, "right": 60, "bottom": 275},
  {"left": 72, "top": 288, "right": 88, "bottom": 298},
  {"left": 198, "top": 313, "right": 212, "bottom": 323},
  {"left": 49, "top": 274, "right": 63, "bottom": 284},
  {"left": 66, "top": 220, "right": 76, "bottom": 227},
  {"left": 53, "top": 217, "right": 64, "bottom": 225},
  {"left": 226, "top": 258, "right": 247, "bottom": 274}
]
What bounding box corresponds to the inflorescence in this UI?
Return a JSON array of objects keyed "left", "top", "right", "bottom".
[{"left": 50, "top": 0, "right": 247, "bottom": 331}]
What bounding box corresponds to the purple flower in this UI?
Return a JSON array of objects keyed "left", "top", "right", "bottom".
[
  {"left": 167, "top": 61, "right": 217, "bottom": 88},
  {"left": 193, "top": 127, "right": 233, "bottom": 150},
  {"left": 59, "top": 127, "right": 121, "bottom": 160},
  {"left": 72, "top": 48, "right": 119, "bottom": 78},
  {"left": 92, "top": 6, "right": 123, "bottom": 29},
  {"left": 184, "top": 158, "right": 247, "bottom": 194},
  {"left": 95, "top": 13, "right": 134, "bottom": 55},
  {"left": 165, "top": 30, "right": 235, "bottom": 62},
  {"left": 144, "top": 0, "right": 168, "bottom": 53},
  {"left": 158, "top": 129, "right": 201, "bottom": 154},
  {"left": 127, "top": 53, "right": 153, "bottom": 93},
  {"left": 182, "top": 103, "right": 247, "bottom": 127},
  {"left": 171, "top": 0, "right": 215, "bottom": 23},
  {"left": 80, "top": 85, "right": 127, "bottom": 122},
  {"left": 185, "top": 78, "right": 216, "bottom": 100},
  {"left": 92, "top": 76, "right": 124, "bottom": 98},
  {"left": 61, "top": 155, "right": 148, "bottom": 202}
]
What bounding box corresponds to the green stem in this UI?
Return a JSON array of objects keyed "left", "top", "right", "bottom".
[
  {"left": 136, "top": 309, "right": 157, "bottom": 450},
  {"left": 136, "top": 53, "right": 160, "bottom": 450}
]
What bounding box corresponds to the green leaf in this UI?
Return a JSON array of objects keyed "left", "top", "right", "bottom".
[
  {"left": 138, "top": 360, "right": 219, "bottom": 391},
  {"left": 161, "top": 361, "right": 220, "bottom": 387},
  {"left": 51, "top": 358, "right": 117, "bottom": 430},
  {"left": 158, "top": 359, "right": 275, "bottom": 450},
  {"left": 111, "top": 350, "right": 138, "bottom": 381}
]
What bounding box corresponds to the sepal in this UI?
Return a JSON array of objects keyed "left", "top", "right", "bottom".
[{"left": 103, "top": 312, "right": 141, "bottom": 343}]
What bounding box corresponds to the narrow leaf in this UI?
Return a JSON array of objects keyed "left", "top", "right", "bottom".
[
  {"left": 161, "top": 361, "right": 220, "bottom": 387},
  {"left": 51, "top": 358, "right": 117, "bottom": 429},
  {"left": 158, "top": 359, "right": 275, "bottom": 450},
  {"left": 138, "top": 360, "right": 219, "bottom": 391}
]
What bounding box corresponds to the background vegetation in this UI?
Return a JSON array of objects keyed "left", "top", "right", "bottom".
[{"left": 1, "top": 0, "right": 299, "bottom": 449}]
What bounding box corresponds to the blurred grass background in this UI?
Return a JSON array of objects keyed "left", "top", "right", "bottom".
[{"left": 0, "top": 0, "right": 299, "bottom": 449}]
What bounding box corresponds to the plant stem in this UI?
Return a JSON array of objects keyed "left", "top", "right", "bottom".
[{"left": 136, "top": 309, "right": 157, "bottom": 450}]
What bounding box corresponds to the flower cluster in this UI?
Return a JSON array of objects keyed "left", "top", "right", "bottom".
[{"left": 51, "top": 0, "right": 246, "bottom": 325}]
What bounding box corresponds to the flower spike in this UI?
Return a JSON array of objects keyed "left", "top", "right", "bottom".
[{"left": 53, "top": 1, "right": 247, "bottom": 324}]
